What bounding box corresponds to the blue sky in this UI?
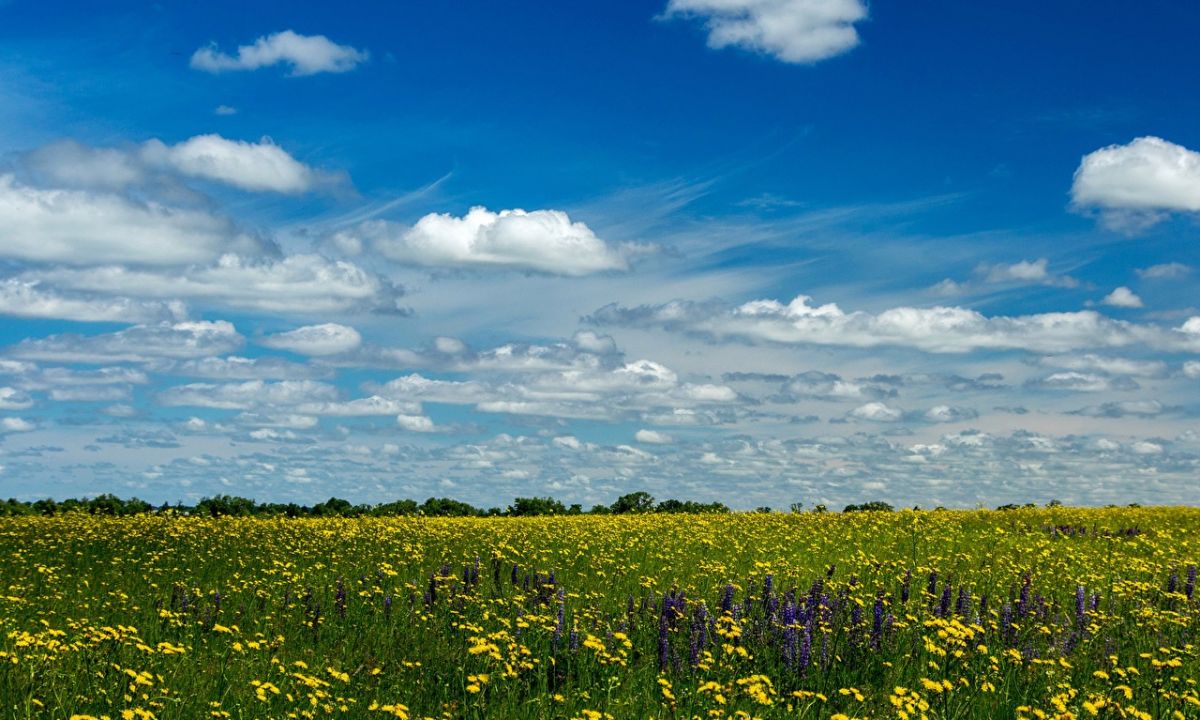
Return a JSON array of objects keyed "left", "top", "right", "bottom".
[{"left": 2, "top": 1, "right": 1200, "bottom": 508}]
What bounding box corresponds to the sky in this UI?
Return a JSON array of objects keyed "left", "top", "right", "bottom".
[{"left": 1, "top": 1, "right": 1200, "bottom": 509}]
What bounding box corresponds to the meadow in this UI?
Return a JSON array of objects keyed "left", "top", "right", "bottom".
[{"left": 1, "top": 507, "right": 1198, "bottom": 720}]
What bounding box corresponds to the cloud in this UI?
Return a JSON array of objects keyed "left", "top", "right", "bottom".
[
  {"left": 981, "top": 258, "right": 1078, "bottom": 288},
  {"left": 663, "top": 0, "right": 868, "bottom": 64},
  {"left": 923, "top": 405, "right": 978, "bottom": 423},
  {"left": 396, "top": 414, "right": 436, "bottom": 433},
  {"left": 260, "top": 323, "right": 363, "bottom": 356},
  {"left": 1071, "top": 136, "right": 1200, "bottom": 229},
  {"left": 140, "top": 135, "right": 335, "bottom": 193},
  {"left": 11, "top": 321, "right": 243, "bottom": 363},
  {"left": 1037, "top": 354, "right": 1166, "bottom": 378},
  {"left": 0, "top": 279, "right": 188, "bottom": 323},
  {"left": 635, "top": 429, "right": 674, "bottom": 444},
  {"left": 0, "top": 175, "right": 263, "bottom": 266},
  {"left": 158, "top": 380, "right": 338, "bottom": 410},
  {"left": 1137, "top": 262, "right": 1191, "bottom": 280},
  {"left": 155, "top": 356, "right": 330, "bottom": 381},
  {"left": 21, "top": 135, "right": 338, "bottom": 194},
  {"left": 1101, "top": 286, "right": 1143, "bottom": 308},
  {"left": 848, "top": 401, "right": 903, "bottom": 422},
  {"left": 0, "top": 387, "right": 33, "bottom": 410},
  {"left": 344, "top": 207, "right": 635, "bottom": 275},
  {"left": 30, "top": 254, "right": 405, "bottom": 314},
  {"left": 190, "top": 30, "right": 368, "bottom": 76},
  {"left": 587, "top": 294, "right": 1200, "bottom": 354},
  {"left": 0, "top": 417, "right": 34, "bottom": 433},
  {"left": 215, "top": 105, "right": 237, "bottom": 116},
  {"left": 1069, "top": 400, "right": 1169, "bottom": 418},
  {"left": 1028, "top": 371, "right": 1132, "bottom": 393}
]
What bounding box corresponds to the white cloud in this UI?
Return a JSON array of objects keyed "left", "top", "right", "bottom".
[
  {"left": 663, "top": 0, "right": 868, "bottom": 64},
  {"left": 396, "top": 414, "right": 436, "bottom": 432},
  {"left": 296, "top": 396, "right": 421, "bottom": 417},
  {"left": 50, "top": 385, "right": 131, "bottom": 402},
  {"left": 924, "top": 405, "right": 978, "bottom": 423},
  {"left": 1101, "top": 286, "right": 1143, "bottom": 308},
  {"left": 588, "top": 294, "right": 1200, "bottom": 354},
  {"left": 0, "top": 417, "right": 34, "bottom": 433},
  {"left": 215, "top": 105, "right": 237, "bottom": 116},
  {"left": 347, "top": 206, "right": 632, "bottom": 275},
  {"left": 261, "top": 323, "right": 362, "bottom": 356},
  {"left": 12, "top": 321, "right": 243, "bottom": 363},
  {"left": 1038, "top": 354, "right": 1166, "bottom": 378},
  {"left": 1032, "top": 371, "right": 1117, "bottom": 393},
  {"left": 21, "top": 140, "right": 146, "bottom": 190},
  {"left": 0, "top": 279, "right": 188, "bottom": 323},
  {"left": 1071, "top": 137, "right": 1200, "bottom": 228},
  {"left": 0, "top": 387, "right": 33, "bottom": 410},
  {"left": 1183, "top": 361, "right": 1200, "bottom": 379},
  {"left": 141, "top": 135, "right": 330, "bottom": 193},
  {"left": 0, "top": 175, "right": 261, "bottom": 266},
  {"left": 157, "top": 356, "right": 329, "bottom": 381},
  {"left": 848, "top": 401, "right": 902, "bottom": 422},
  {"left": 635, "top": 428, "right": 674, "bottom": 444},
  {"left": 31, "top": 254, "right": 405, "bottom": 314},
  {"left": 158, "top": 380, "right": 338, "bottom": 410},
  {"left": 190, "top": 30, "right": 368, "bottom": 76},
  {"left": 1137, "top": 262, "right": 1190, "bottom": 280},
  {"left": 982, "top": 258, "right": 1078, "bottom": 288}
]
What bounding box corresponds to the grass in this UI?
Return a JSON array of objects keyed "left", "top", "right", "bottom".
[{"left": 1, "top": 506, "right": 1198, "bottom": 719}]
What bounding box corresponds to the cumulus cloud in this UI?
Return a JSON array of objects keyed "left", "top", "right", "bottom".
[
  {"left": 0, "top": 279, "right": 187, "bottom": 323},
  {"left": 587, "top": 294, "right": 1200, "bottom": 354},
  {"left": 343, "top": 207, "right": 636, "bottom": 275},
  {"left": 190, "top": 30, "right": 368, "bottom": 75},
  {"left": 21, "top": 135, "right": 337, "bottom": 194},
  {"left": 1101, "top": 286, "right": 1143, "bottom": 308},
  {"left": 1137, "top": 262, "right": 1190, "bottom": 280},
  {"left": 0, "top": 417, "right": 35, "bottom": 433},
  {"left": 0, "top": 387, "right": 33, "bottom": 410},
  {"left": 663, "top": 0, "right": 868, "bottom": 64},
  {"left": 158, "top": 380, "right": 338, "bottom": 410},
  {"left": 848, "top": 401, "right": 903, "bottom": 423},
  {"left": 260, "top": 323, "right": 363, "bottom": 356},
  {"left": 156, "top": 356, "right": 330, "bottom": 381},
  {"left": 923, "top": 405, "right": 978, "bottom": 423},
  {"left": 1028, "top": 371, "right": 1133, "bottom": 393},
  {"left": 982, "top": 258, "right": 1078, "bottom": 288},
  {"left": 0, "top": 175, "right": 263, "bottom": 265},
  {"left": 396, "top": 414, "right": 436, "bottom": 433},
  {"left": 635, "top": 429, "right": 674, "bottom": 444},
  {"left": 1038, "top": 354, "right": 1167, "bottom": 378},
  {"left": 1071, "top": 136, "right": 1200, "bottom": 229},
  {"left": 12, "top": 321, "right": 243, "bottom": 363},
  {"left": 31, "top": 254, "right": 405, "bottom": 314},
  {"left": 1069, "top": 400, "right": 1169, "bottom": 418},
  {"left": 140, "top": 135, "right": 335, "bottom": 193}
]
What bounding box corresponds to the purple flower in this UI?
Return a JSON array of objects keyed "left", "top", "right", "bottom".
[
  {"left": 1075, "top": 585, "right": 1086, "bottom": 626},
  {"left": 658, "top": 614, "right": 670, "bottom": 671},
  {"left": 1187, "top": 565, "right": 1197, "bottom": 600}
]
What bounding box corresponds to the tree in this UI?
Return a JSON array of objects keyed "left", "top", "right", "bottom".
[
  {"left": 508, "top": 496, "right": 568, "bottom": 516},
  {"left": 610, "top": 491, "right": 655, "bottom": 514}
]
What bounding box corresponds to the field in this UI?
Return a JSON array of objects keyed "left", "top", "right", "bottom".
[{"left": 1, "top": 508, "right": 1199, "bottom": 720}]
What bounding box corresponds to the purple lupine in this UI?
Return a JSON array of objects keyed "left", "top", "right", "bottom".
[
  {"left": 569, "top": 621, "right": 579, "bottom": 652},
  {"left": 781, "top": 601, "right": 798, "bottom": 666},
  {"left": 939, "top": 584, "right": 952, "bottom": 617},
  {"left": 1168, "top": 571, "right": 1179, "bottom": 595},
  {"left": 1000, "top": 602, "right": 1013, "bottom": 642},
  {"left": 927, "top": 570, "right": 939, "bottom": 598},
  {"left": 901, "top": 569, "right": 912, "bottom": 604},
  {"left": 1187, "top": 565, "right": 1197, "bottom": 600},
  {"left": 1090, "top": 591, "right": 1101, "bottom": 611},
  {"left": 511, "top": 563, "right": 519, "bottom": 585},
  {"left": 851, "top": 602, "right": 863, "bottom": 632},
  {"left": 383, "top": 594, "right": 392, "bottom": 617},
  {"left": 1017, "top": 574, "right": 1031, "bottom": 616},
  {"left": 335, "top": 578, "right": 347, "bottom": 617},
  {"left": 979, "top": 594, "right": 989, "bottom": 619},
  {"left": 427, "top": 574, "right": 437, "bottom": 606},
  {"left": 552, "top": 588, "right": 565, "bottom": 654},
  {"left": 871, "top": 596, "right": 885, "bottom": 648},
  {"left": 1075, "top": 585, "right": 1087, "bottom": 627},
  {"left": 721, "top": 584, "right": 735, "bottom": 614},
  {"left": 213, "top": 591, "right": 222, "bottom": 613},
  {"left": 798, "top": 621, "right": 812, "bottom": 674},
  {"left": 956, "top": 586, "right": 970, "bottom": 616},
  {"left": 658, "top": 613, "right": 670, "bottom": 671}
]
